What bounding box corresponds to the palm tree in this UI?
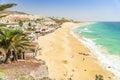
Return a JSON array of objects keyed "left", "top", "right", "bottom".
[
  {"left": 0, "top": 3, "right": 17, "bottom": 18},
  {"left": 18, "top": 20, "right": 23, "bottom": 27},
  {"left": 0, "top": 3, "right": 17, "bottom": 11},
  {"left": 28, "top": 22, "right": 32, "bottom": 27},
  {"left": 12, "top": 30, "right": 31, "bottom": 60},
  {"left": 0, "top": 29, "right": 31, "bottom": 63}
]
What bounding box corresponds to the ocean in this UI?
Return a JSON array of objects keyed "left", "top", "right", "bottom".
[{"left": 72, "top": 22, "right": 120, "bottom": 80}]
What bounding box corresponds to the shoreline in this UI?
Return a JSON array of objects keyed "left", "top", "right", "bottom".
[
  {"left": 71, "top": 22, "right": 120, "bottom": 80},
  {"left": 70, "top": 22, "right": 96, "bottom": 32},
  {"left": 36, "top": 22, "right": 113, "bottom": 80}
]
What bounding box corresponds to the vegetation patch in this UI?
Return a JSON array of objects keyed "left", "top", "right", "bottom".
[
  {"left": 0, "top": 69, "right": 7, "bottom": 73},
  {"left": 95, "top": 74, "right": 104, "bottom": 80},
  {"left": 0, "top": 73, "right": 4, "bottom": 80},
  {"left": 19, "top": 76, "right": 29, "bottom": 80}
]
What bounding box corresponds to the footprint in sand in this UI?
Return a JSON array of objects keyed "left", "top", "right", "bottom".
[
  {"left": 72, "top": 69, "right": 75, "bottom": 72},
  {"left": 84, "top": 69, "right": 87, "bottom": 71},
  {"left": 62, "top": 60, "right": 68, "bottom": 64},
  {"left": 67, "top": 78, "right": 72, "bottom": 80}
]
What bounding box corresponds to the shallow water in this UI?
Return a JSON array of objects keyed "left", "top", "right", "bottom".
[{"left": 73, "top": 22, "right": 120, "bottom": 80}]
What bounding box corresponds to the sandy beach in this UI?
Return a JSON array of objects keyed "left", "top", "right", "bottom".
[{"left": 36, "top": 22, "right": 113, "bottom": 80}]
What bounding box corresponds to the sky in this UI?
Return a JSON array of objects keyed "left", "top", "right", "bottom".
[{"left": 0, "top": 0, "right": 120, "bottom": 21}]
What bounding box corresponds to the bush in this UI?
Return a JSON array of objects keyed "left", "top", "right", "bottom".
[
  {"left": 0, "top": 74, "right": 3, "bottom": 80},
  {"left": 95, "top": 74, "right": 104, "bottom": 80},
  {"left": 19, "top": 76, "right": 29, "bottom": 80},
  {"left": 0, "top": 69, "right": 7, "bottom": 73}
]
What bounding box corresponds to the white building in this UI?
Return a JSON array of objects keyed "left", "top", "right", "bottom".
[{"left": 0, "top": 13, "right": 42, "bottom": 24}]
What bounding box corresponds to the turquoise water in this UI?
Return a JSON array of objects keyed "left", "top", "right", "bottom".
[
  {"left": 74, "top": 22, "right": 120, "bottom": 55},
  {"left": 73, "top": 22, "right": 120, "bottom": 79}
]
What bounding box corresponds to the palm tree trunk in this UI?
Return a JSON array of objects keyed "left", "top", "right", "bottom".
[
  {"left": 17, "top": 50, "right": 24, "bottom": 59},
  {"left": 5, "top": 50, "right": 11, "bottom": 64},
  {"left": 23, "top": 52, "right": 26, "bottom": 60},
  {"left": 21, "top": 52, "right": 23, "bottom": 59},
  {"left": 12, "top": 50, "right": 18, "bottom": 62}
]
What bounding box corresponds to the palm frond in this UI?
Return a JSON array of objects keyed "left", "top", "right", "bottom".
[
  {"left": 0, "top": 29, "right": 31, "bottom": 53},
  {"left": 0, "top": 3, "right": 17, "bottom": 11}
]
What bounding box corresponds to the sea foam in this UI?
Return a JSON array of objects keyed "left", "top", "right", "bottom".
[{"left": 70, "top": 25, "right": 120, "bottom": 80}]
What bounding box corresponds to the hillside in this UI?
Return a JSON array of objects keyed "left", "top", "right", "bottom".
[{"left": 0, "top": 10, "right": 29, "bottom": 15}]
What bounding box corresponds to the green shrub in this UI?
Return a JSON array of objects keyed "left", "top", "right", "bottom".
[
  {"left": 19, "top": 76, "right": 29, "bottom": 80},
  {"left": 0, "top": 74, "right": 3, "bottom": 80},
  {"left": 0, "top": 69, "right": 7, "bottom": 73},
  {"left": 95, "top": 74, "right": 104, "bottom": 80}
]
